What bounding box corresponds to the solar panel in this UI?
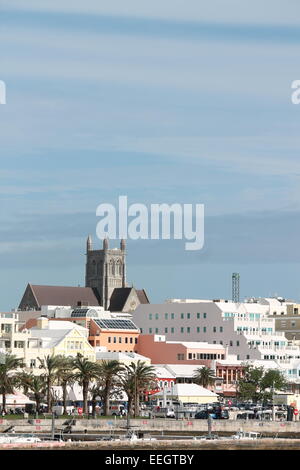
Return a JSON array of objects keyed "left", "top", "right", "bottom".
[{"left": 94, "top": 319, "right": 138, "bottom": 330}]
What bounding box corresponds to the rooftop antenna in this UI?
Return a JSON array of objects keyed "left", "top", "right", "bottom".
[{"left": 232, "top": 273, "right": 240, "bottom": 303}]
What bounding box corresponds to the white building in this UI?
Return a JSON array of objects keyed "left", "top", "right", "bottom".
[{"left": 133, "top": 298, "right": 300, "bottom": 364}]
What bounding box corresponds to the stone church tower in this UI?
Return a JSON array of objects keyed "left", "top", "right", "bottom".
[{"left": 85, "top": 236, "right": 126, "bottom": 310}]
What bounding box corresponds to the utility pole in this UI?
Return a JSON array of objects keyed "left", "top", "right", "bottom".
[
  {"left": 272, "top": 381, "right": 276, "bottom": 422},
  {"left": 207, "top": 414, "right": 212, "bottom": 438},
  {"left": 51, "top": 409, "right": 55, "bottom": 440}
]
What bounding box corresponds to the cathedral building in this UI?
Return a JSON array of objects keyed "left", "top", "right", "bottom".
[{"left": 85, "top": 236, "right": 126, "bottom": 310}]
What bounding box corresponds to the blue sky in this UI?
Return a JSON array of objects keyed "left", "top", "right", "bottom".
[{"left": 1, "top": 1, "right": 300, "bottom": 310}]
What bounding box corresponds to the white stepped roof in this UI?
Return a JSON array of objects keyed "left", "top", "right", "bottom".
[{"left": 153, "top": 383, "right": 218, "bottom": 398}]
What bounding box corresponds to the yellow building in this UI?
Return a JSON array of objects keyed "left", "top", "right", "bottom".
[{"left": 0, "top": 314, "right": 95, "bottom": 370}]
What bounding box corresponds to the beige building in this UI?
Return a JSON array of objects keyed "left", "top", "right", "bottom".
[
  {"left": 0, "top": 314, "right": 95, "bottom": 371},
  {"left": 272, "top": 303, "right": 300, "bottom": 340}
]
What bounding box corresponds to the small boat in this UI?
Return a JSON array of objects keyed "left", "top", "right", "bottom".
[
  {"left": 128, "top": 432, "right": 157, "bottom": 442},
  {"left": 231, "top": 431, "right": 261, "bottom": 440},
  {"left": 0, "top": 434, "right": 42, "bottom": 444}
]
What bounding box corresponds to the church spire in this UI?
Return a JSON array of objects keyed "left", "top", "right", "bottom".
[
  {"left": 103, "top": 237, "right": 109, "bottom": 250},
  {"left": 87, "top": 235, "right": 92, "bottom": 252}
]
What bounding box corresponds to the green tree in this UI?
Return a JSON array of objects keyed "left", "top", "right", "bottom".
[
  {"left": 237, "top": 365, "right": 287, "bottom": 403},
  {"left": 193, "top": 367, "right": 215, "bottom": 388},
  {"left": 15, "top": 370, "right": 33, "bottom": 396},
  {"left": 120, "top": 361, "right": 156, "bottom": 417},
  {"left": 38, "top": 354, "right": 64, "bottom": 411},
  {"left": 16, "top": 373, "right": 47, "bottom": 414},
  {"left": 56, "top": 357, "right": 76, "bottom": 415},
  {"left": 98, "top": 360, "right": 124, "bottom": 416},
  {"left": 72, "top": 354, "right": 99, "bottom": 414},
  {"left": 0, "top": 354, "right": 24, "bottom": 413}
]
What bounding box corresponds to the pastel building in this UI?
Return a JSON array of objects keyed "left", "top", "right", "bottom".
[
  {"left": 21, "top": 305, "right": 140, "bottom": 353},
  {"left": 137, "top": 334, "right": 226, "bottom": 366},
  {"left": 132, "top": 298, "right": 300, "bottom": 363},
  {"left": 0, "top": 315, "right": 95, "bottom": 370}
]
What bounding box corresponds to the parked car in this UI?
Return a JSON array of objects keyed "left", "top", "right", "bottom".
[
  {"left": 195, "top": 407, "right": 229, "bottom": 420},
  {"left": 151, "top": 407, "right": 175, "bottom": 418},
  {"left": 237, "top": 411, "right": 256, "bottom": 420}
]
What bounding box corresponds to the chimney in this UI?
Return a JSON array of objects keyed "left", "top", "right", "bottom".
[{"left": 37, "top": 317, "right": 49, "bottom": 329}]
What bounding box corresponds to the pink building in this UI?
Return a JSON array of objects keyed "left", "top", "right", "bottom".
[{"left": 136, "top": 334, "right": 226, "bottom": 366}]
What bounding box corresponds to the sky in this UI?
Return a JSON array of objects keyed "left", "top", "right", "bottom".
[{"left": 1, "top": 1, "right": 300, "bottom": 310}]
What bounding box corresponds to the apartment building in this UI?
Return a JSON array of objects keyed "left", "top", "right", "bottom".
[
  {"left": 0, "top": 315, "right": 95, "bottom": 370},
  {"left": 132, "top": 298, "right": 300, "bottom": 364},
  {"left": 21, "top": 305, "right": 140, "bottom": 353},
  {"left": 137, "top": 334, "right": 226, "bottom": 366}
]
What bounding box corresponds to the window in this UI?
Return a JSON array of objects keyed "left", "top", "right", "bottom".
[
  {"left": 230, "top": 341, "right": 233, "bottom": 346},
  {"left": 181, "top": 327, "right": 184, "bottom": 333},
  {"left": 125, "top": 337, "right": 128, "bottom": 343},
  {"left": 187, "top": 327, "right": 190, "bottom": 333},
  {"left": 119, "top": 337, "right": 122, "bottom": 343},
  {"left": 171, "top": 313, "right": 175, "bottom": 319},
  {"left": 149, "top": 313, "right": 152, "bottom": 320},
  {"left": 155, "top": 328, "right": 159, "bottom": 334},
  {"left": 203, "top": 327, "right": 206, "bottom": 332},
  {"left": 181, "top": 313, "right": 184, "bottom": 319},
  {"left": 165, "top": 328, "right": 168, "bottom": 333},
  {"left": 135, "top": 338, "right": 138, "bottom": 344},
  {"left": 197, "top": 327, "right": 200, "bottom": 333},
  {"left": 149, "top": 328, "right": 152, "bottom": 334},
  {"left": 155, "top": 313, "right": 159, "bottom": 320},
  {"left": 213, "top": 327, "right": 216, "bottom": 332},
  {"left": 171, "top": 327, "right": 174, "bottom": 333},
  {"left": 203, "top": 313, "right": 207, "bottom": 318},
  {"left": 165, "top": 313, "right": 168, "bottom": 319},
  {"left": 30, "top": 359, "right": 36, "bottom": 368},
  {"left": 187, "top": 313, "right": 191, "bottom": 319},
  {"left": 236, "top": 341, "right": 240, "bottom": 346},
  {"left": 197, "top": 313, "right": 200, "bottom": 319},
  {"left": 130, "top": 338, "right": 133, "bottom": 344},
  {"left": 220, "top": 327, "right": 223, "bottom": 332},
  {"left": 113, "top": 337, "right": 116, "bottom": 343},
  {"left": 188, "top": 353, "right": 192, "bottom": 359},
  {"left": 108, "top": 337, "right": 111, "bottom": 343}
]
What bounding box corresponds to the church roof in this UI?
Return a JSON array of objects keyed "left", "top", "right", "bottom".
[
  {"left": 19, "top": 284, "right": 101, "bottom": 310},
  {"left": 136, "top": 289, "right": 150, "bottom": 304},
  {"left": 109, "top": 288, "right": 132, "bottom": 311},
  {"left": 109, "top": 287, "right": 150, "bottom": 312}
]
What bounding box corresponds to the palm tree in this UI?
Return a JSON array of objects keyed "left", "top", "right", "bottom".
[
  {"left": 0, "top": 354, "right": 24, "bottom": 413},
  {"left": 38, "top": 354, "right": 64, "bottom": 411},
  {"left": 193, "top": 366, "right": 215, "bottom": 389},
  {"left": 120, "top": 361, "right": 156, "bottom": 417},
  {"left": 119, "top": 369, "right": 135, "bottom": 417},
  {"left": 89, "top": 381, "right": 104, "bottom": 418},
  {"left": 99, "top": 360, "right": 124, "bottom": 416},
  {"left": 72, "top": 354, "right": 99, "bottom": 414},
  {"left": 28, "top": 375, "right": 47, "bottom": 415},
  {"left": 15, "top": 371, "right": 33, "bottom": 396},
  {"left": 17, "top": 373, "right": 47, "bottom": 415},
  {"left": 56, "top": 357, "right": 75, "bottom": 415}
]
